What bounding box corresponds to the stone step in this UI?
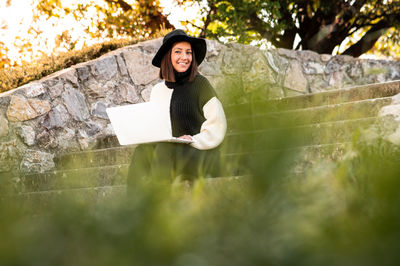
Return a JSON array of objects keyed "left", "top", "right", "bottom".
[
  {"left": 16, "top": 140, "right": 356, "bottom": 193},
  {"left": 54, "top": 114, "right": 374, "bottom": 172},
  {"left": 9, "top": 185, "right": 127, "bottom": 211},
  {"left": 55, "top": 145, "right": 136, "bottom": 170},
  {"left": 225, "top": 80, "right": 400, "bottom": 116},
  {"left": 11, "top": 176, "right": 252, "bottom": 209},
  {"left": 228, "top": 97, "right": 391, "bottom": 131},
  {"left": 225, "top": 117, "right": 376, "bottom": 153},
  {"left": 19, "top": 164, "right": 129, "bottom": 193},
  {"left": 225, "top": 142, "right": 353, "bottom": 175}
]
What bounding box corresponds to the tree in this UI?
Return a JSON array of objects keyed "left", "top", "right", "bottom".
[
  {"left": 186, "top": 0, "right": 400, "bottom": 57},
  {"left": 1, "top": 0, "right": 175, "bottom": 68},
  {"left": 35, "top": 0, "right": 174, "bottom": 39}
]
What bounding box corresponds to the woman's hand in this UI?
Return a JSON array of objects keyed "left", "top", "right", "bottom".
[{"left": 178, "top": 135, "right": 193, "bottom": 142}]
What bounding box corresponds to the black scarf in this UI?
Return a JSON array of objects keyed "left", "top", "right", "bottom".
[{"left": 165, "top": 69, "right": 191, "bottom": 89}]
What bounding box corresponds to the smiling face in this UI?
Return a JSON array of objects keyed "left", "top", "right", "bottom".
[{"left": 170, "top": 41, "right": 193, "bottom": 72}]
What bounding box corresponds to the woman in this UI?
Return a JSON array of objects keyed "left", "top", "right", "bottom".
[{"left": 127, "top": 29, "right": 226, "bottom": 190}]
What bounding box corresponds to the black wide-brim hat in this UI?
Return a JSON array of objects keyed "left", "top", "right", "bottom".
[{"left": 152, "top": 29, "right": 207, "bottom": 68}]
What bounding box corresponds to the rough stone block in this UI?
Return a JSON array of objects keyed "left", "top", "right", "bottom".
[
  {"left": 18, "top": 125, "right": 35, "bottom": 146},
  {"left": 6, "top": 95, "right": 51, "bottom": 122},
  {"left": 91, "top": 102, "right": 108, "bottom": 119},
  {"left": 123, "top": 51, "right": 158, "bottom": 85},
  {"left": 117, "top": 82, "right": 140, "bottom": 104},
  {"left": 90, "top": 56, "right": 119, "bottom": 82},
  {"left": 284, "top": 61, "right": 308, "bottom": 93},
  {"left": 62, "top": 88, "right": 90, "bottom": 122},
  {"left": 0, "top": 114, "right": 9, "bottom": 138},
  {"left": 20, "top": 149, "right": 55, "bottom": 173},
  {"left": 24, "top": 83, "right": 47, "bottom": 97},
  {"left": 42, "top": 104, "right": 70, "bottom": 129}
]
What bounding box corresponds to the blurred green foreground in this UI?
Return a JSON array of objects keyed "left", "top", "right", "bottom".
[{"left": 1, "top": 95, "right": 400, "bottom": 266}]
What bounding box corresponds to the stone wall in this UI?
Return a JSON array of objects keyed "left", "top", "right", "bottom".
[{"left": 1, "top": 38, "right": 400, "bottom": 174}]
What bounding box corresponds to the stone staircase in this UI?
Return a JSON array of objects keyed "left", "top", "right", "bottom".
[{"left": 8, "top": 80, "right": 400, "bottom": 203}]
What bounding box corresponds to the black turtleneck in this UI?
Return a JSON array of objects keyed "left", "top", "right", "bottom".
[{"left": 165, "top": 71, "right": 216, "bottom": 137}]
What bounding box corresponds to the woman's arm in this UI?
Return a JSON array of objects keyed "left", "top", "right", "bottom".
[{"left": 190, "top": 97, "right": 227, "bottom": 150}]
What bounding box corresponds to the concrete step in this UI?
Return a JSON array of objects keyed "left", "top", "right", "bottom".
[
  {"left": 228, "top": 97, "right": 391, "bottom": 131},
  {"left": 225, "top": 80, "right": 400, "bottom": 117},
  {"left": 19, "top": 164, "right": 129, "bottom": 193},
  {"left": 225, "top": 117, "right": 376, "bottom": 153}
]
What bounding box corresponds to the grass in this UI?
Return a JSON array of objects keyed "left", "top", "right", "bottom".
[{"left": 0, "top": 30, "right": 170, "bottom": 93}]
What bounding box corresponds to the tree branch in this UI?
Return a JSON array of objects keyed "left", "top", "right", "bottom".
[
  {"left": 104, "top": 0, "right": 132, "bottom": 11},
  {"left": 342, "top": 19, "right": 391, "bottom": 57}
]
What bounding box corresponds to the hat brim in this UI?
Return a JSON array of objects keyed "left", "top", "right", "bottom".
[{"left": 152, "top": 35, "right": 206, "bottom": 68}]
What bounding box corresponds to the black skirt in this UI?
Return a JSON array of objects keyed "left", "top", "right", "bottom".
[{"left": 127, "top": 142, "right": 222, "bottom": 189}]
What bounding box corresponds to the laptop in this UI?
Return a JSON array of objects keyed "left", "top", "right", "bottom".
[{"left": 106, "top": 102, "right": 193, "bottom": 146}]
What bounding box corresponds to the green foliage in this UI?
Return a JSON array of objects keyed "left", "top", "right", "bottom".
[
  {"left": 1, "top": 92, "right": 400, "bottom": 265},
  {"left": 188, "top": 0, "right": 400, "bottom": 57}
]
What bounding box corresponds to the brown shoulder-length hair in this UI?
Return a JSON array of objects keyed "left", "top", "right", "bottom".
[{"left": 159, "top": 47, "right": 198, "bottom": 82}]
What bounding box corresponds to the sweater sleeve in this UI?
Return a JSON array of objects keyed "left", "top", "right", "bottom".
[{"left": 190, "top": 96, "right": 227, "bottom": 150}]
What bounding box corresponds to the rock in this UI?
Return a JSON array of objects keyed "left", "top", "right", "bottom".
[
  {"left": 199, "top": 60, "right": 223, "bottom": 76},
  {"left": 264, "top": 51, "right": 281, "bottom": 73},
  {"left": 297, "top": 50, "right": 320, "bottom": 61},
  {"left": 391, "top": 93, "right": 400, "bottom": 105},
  {"left": 92, "top": 102, "right": 108, "bottom": 119},
  {"left": 36, "top": 130, "right": 58, "bottom": 149},
  {"left": 85, "top": 79, "right": 109, "bottom": 98},
  {"left": 104, "top": 123, "right": 115, "bottom": 136},
  {"left": 58, "top": 68, "right": 79, "bottom": 86},
  {"left": 24, "top": 83, "right": 46, "bottom": 97},
  {"left": 0, "top": 114, "right": 9, "bottom": 138},
  {"left": 284, "top": 61, "right": 308, "bottom": 93},
  {"left": 19, "top": 149, "right": 55, "bottom": 173},
  {"left": 77, "top": 129, "right": 97, "bottom": 150},
  {"left": 123, "top": 51, "right": 159, "bottom": 85},
  {"left": 62, "top": 88, "right": 90, "bottom": 122},
  {"left": 222, "top": 49, "right": 245, "bottom": 74},
  {"left": 0, "top": 140, "right": 19, "bottom": 172},
  {"left": 76, "top": 65, "right": 91, "bottom": 82},
  {"left": 29, "top": 99, "right": 52, "bottom": 115},
  {"left": 57, "top": 128, "right": 79, "bottom": 152},
  {"left": 277, "top": 48, "right": 298, "bottom": 59},
  {"left": 42, "top": 104, "right": 70, "bottom": 129},
  {"left": 303, "top": 62, "right": 325, "bottom": 75},
  {"left": 6, "top": 95, "right": 51, "bottom": 122},
  {"left": 379, "top": 104, "right": 400, "bottom": 120},
  {"left": 118, "top": 82, "right": 140, "bottom": 103},
  {"left": 328, "top": 71, "right": 352, "bottom": 88},
  {"left": 49, "top": 81, "right": 64, "bottom": 99},
  {"left": 205, "top": 39, "right": 223, "bottom": 57},
  {"left": 135, "top": 38, "right": 163, "bottom": 53},
  {"left": 308, "top": 75, "right": 329, "bottom": 93},
  {"left": 242, "top": 56, "right": 274, "bottom": 92},
  {"left": 90, "top": 56, "right": 119, "bottom": 82},
  {"left": 0, "top": 140, "right": 18, "bottom": 161},
  {"left": 83, "top": 121, "right": 101, "bottom": 136},
  {"left": 116, "top": 54, "right": 129, "bottom": 76},
  {"left": 18, "top": 125, "right": 35, "bottom": 146},
  {"left": 140, "top": 85, "right": 152, "bottom": 102},
  {"left": 321, "top": 54, "right": 332, "bottom": 62}
]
